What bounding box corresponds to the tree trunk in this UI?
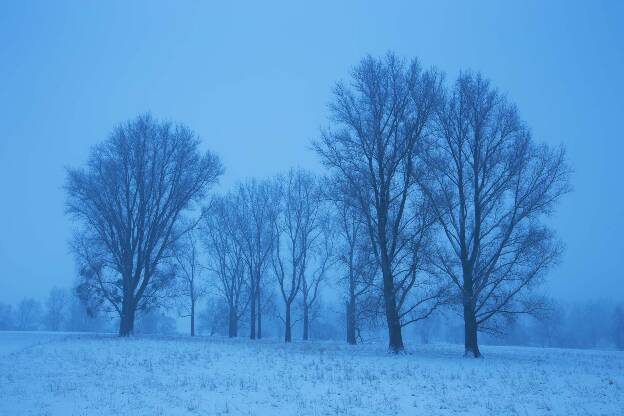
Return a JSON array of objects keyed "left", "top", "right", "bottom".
[
  {"left": 346, "top": 300, "right": 356, "bottom": 345},
  {"left": 386, "top": 312, "right": 403, "bottom": 353},
  {"left": 284, "top": 302, "right": 292, "bottom": 343},
  {"left": 249, "top": 285, "right": 257, "bottom": 339},
  {"left": 462, "top": 266, "right": 481, "bottom": 358},
  {"left": 119, "top": 297, "right": 135, "bottom": 337},
  {"left": 190, "top": 301, "right": 195, "bottom": 337},
  {"left": 303, "top": 303, "right": 309, "bottom": 341},
  {"left": 381, "top": 265, "right": 404, "bottom": 353},
  {"left": 463, "top": 301, "right": 481, "bottom": 357},
  {"left": 228, "top": 306, "right": 238, "bottom": 338},
  {"left": 346, "top": 273, "right": 357, "bottom": 345},
  {"left": 257, "top": 288, "right": 262, "bottom": 339}
]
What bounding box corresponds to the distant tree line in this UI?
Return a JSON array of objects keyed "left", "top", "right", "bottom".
[
  {"left": 1, "top": 289, "right": 623, "bottom": 352},
  {"left": 0, "top": 287, "right": 107, "bottom": 332},
  {"left": 412, "top": 300, "right": 624, "bottom": 351},
  {"left": 55, "top": 52, "right": 579, "bottom": 357},
  {"left": 0, "top": 286, "right": 177, "bottom": 335}
]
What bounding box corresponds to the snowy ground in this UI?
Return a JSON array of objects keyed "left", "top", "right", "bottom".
[{"left": 0, "top": 332, "right": 622, "bottom": 415}]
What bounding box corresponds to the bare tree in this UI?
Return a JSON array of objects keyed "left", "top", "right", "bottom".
[
  {"left": 0, "top": 303, "right": 13, "bottom": 330},
  {"left": 66, "top": 114, "right": 223, "bottom": 336},
  {"left": 256, "top": 270, "right": 278, "bottom": 338},
  {"left": 15, "top": 298, "right": 43, "bottom": 331},
  {"left": 533, "top": 301, "right": 564, "bottom": 348},
  {"left": 198, "top": 296, "right": 229, "bottom": 336},
  {"left": 420, "top": 72, "right": 571, "bottom": 357},
  {"left": 202, "top": 194, "right": 249, "bottom": 337},
  {"left": 171, "top": 228, "right": 206, "bottom": 336},
  {"left": 314, "top": 53, "right": 445, "bottom": 352},
  {"left": 332, "top": 189, "right": 378, "bottom": 344},
  {"left": 234, "top": 179, "right": 278, "bottom": 339},
  {"left": 300, "top": 215, "right": 333, "bottom": 340},
  {"left": 271, "top": 168, "right": 324, "bottom": 342},
  {"left": 44, "top": 287, "right": 68, "bottom": 331},
  {"left": 66, "top": 291, "right": 108, "bottom": 332}
]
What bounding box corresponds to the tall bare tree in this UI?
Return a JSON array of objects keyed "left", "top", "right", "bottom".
[
  {"left": 332, "top": 188, "right": 378, "bottom": 344},
  {"left": 420, "top": 72, "right": 571, "bottom": 357},
  {"left": 15, "top": 298, "right": 42, "bottom": 331},
  {"left": 44, "top": 287, "right": 68, "bottom": 331},
  {"left": 314, "top": 53, "right": 446, "bottom": 352},
  {"left": 171, "top": 228, "right": 206, "bottom": 336},
  {"left": 300, "top": 215, "right": 333, "bottom": 340},
  {"left": 66, "top": 114, "right": 223, "bottom": 336},
  {"left": 202, "top": 194, "right": 249, "bottom": 337},
  {"left": 271, "top": 168, "right": 324, "bottom": 342},
  {"left": 234, "top": 179, "right": 278, "bottom": 339}
]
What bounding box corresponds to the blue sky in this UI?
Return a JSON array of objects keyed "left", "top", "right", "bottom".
[{"left": 0, "top": 1, "right": 622, "bottom": 304}]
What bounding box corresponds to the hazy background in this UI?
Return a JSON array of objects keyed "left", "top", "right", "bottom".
[{"left": 1, "top": 0, "right": 622, "bottom": 306}]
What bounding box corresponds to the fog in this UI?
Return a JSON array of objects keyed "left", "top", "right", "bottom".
[
  {"left": 2, "top": 3, "right": 624, "bottom": 415},
  {"left": 1, "top": 1, "right": 623, "bottom": 332}
]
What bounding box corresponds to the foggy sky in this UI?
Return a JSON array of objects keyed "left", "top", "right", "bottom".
[{"left": 1, "top": 1, "right": 623, "bottom": 305}]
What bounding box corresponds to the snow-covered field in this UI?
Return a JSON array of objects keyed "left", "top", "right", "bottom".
[{"left": 0, "top": 332, "right": 622, "bottom": 415}]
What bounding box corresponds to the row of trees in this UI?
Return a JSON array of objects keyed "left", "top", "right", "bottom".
[
  {"left": 4, "top": 287, "right": 623, "bottom": 352},
  {"left": 5, "top": 289, "right": 622, "bottom": 352},
  {"left": 0, "top": 288, "right": 108, "bottom": 332},
  {"left": 0, "top": 287, "right": 179, "bottom": 335},
  {"left": 64, "top": 52, "right": 571, "bottom": 357},
  {"left": 313, "top": 54, "right": 570, "bottom": 355}
]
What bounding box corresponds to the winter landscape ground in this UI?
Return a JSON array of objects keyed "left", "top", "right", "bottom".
[{"left": 0, "top": 332, "right": 622, "bottom": 416}]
